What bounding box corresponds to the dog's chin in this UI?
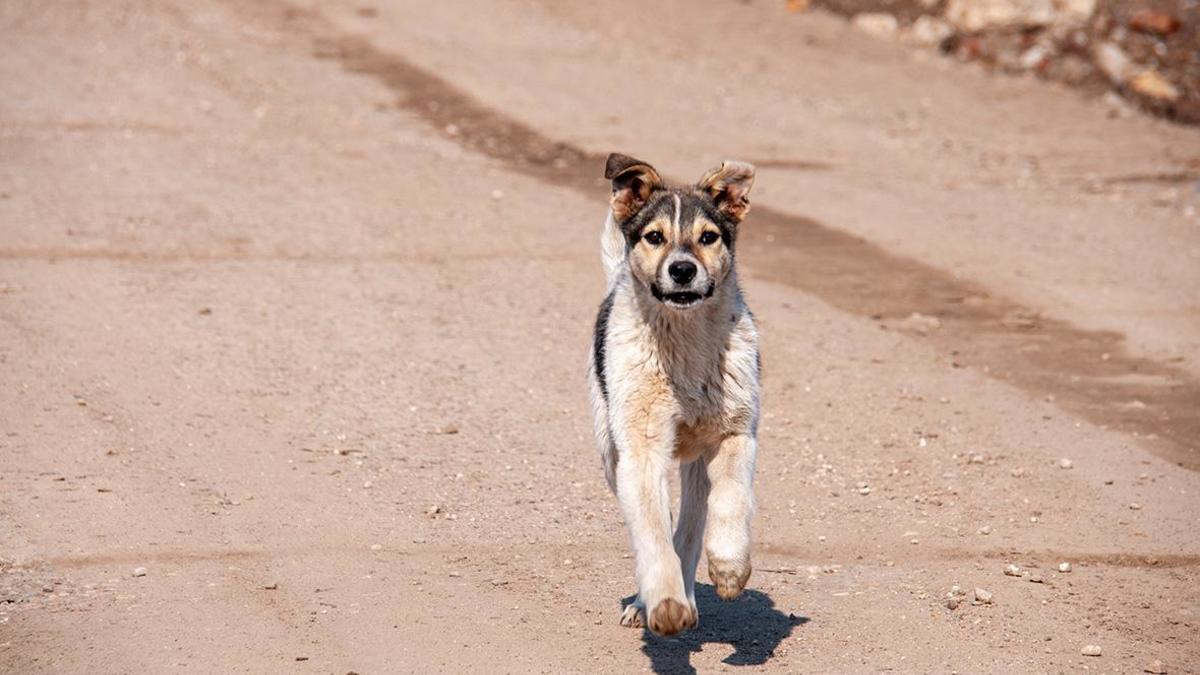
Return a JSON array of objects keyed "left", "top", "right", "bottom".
[{"left": 650, "top": 283, "right": 715, "bottom": 310}]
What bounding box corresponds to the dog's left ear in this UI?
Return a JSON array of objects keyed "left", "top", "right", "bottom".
[{"left": 697, "top": 161, "right": 756, "bottom": 223}]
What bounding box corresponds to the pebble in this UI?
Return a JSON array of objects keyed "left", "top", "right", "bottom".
[
  {"left": 1094, "top": 42, "right": 1135, "bottom": 85},
  {"left": 1029, "top": 574, "right": 1044, "bottom": 583},
  {"left": 1058, "top": 458, "right": 1074, "bottom": 469},
  {"left": 852, "top": 12, "right": 899, "bottom": 39},
  {"left": 1144, "top": 659, "right": 1167, "bottom": 673},
  {"left": 977, "top": 525, "right": 992, "bottom": 535},
  {"left": 946, "top": 596, "right": 960, "bottom": 610},
  {"left": 132, "top": 567, "right": 147, "bottom": 578},
  {"left": 899, "top": 312, "right": 941, "bottom": 335},
  {"left": 1004, "top": 564, "right": 1021, "bottom": 577},
  {"left": 973, "top": 587, "right": 993, "bottom": 604},
  {"left": 968, "top": 454, "right": 985, "bottom": 465},
  {"left": 425, "top": 504, "right": 442, "bottom": 517},
  {"left": 1081, "top": 644, "right": 1102, "bottom": 657},
  {"left": 1129, "top": 503, "right": 1143, "bottom": 510},
  {"left": 1058, "top": 562, "right": 1072, "bottom": 573},
  {"left": 369, "top": 543, "right": 382, "bottom": 551},
  {"left": 907, "top": 15, "right": 953, "bottom": 46},
  {"left": 1129, "top": 70, "right": 1180, "bottom": 102}
]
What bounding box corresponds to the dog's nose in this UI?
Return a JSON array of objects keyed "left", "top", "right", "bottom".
[{"left": 668, "top": 260, "right": 697, "bottom": 284}]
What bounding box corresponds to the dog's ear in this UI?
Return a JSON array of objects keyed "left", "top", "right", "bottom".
[
  {"left": 697, "top": 161, "right": 756, "bottom": 223},
  {"left": 605, "top": 153, "right": 662, "bottom": 222}
]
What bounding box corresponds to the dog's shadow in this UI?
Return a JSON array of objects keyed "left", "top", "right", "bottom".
[{"left": 624, "top": 584, "right": 809, "bottom": 675}]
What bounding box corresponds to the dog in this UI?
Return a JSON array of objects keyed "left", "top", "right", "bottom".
[{"left": 588, "top": 153, "right": 761, "bottom": 636}]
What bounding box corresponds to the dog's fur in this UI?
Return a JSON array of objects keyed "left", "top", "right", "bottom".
[{"left": 588, "top": 153, "right": 761, "bottom": 636}]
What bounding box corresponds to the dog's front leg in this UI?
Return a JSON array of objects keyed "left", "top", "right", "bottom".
[
  {"left": 705, "top": 433, "right": 756, "bottom": 600},
  {"left": 615, "top": 431, "right": 694, "bottom": 636}
]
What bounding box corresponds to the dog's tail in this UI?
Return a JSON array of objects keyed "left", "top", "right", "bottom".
[{"left": 601, "top": 210, "right": 625, "bottom": 288}]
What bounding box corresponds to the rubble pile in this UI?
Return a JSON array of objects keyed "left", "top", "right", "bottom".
[{"left": 803, "top": 0, "right": 1199, "bottom": 124}]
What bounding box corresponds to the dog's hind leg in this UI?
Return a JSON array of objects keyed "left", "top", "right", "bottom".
[
  {"left": 674, "top": 459, "right": 709, "bottom": 627},
  {"left": 615, "top": 440, "right": 693, "bottom": 636},
  {"left": 705, "top": 434, "right": 756, "bottom": 600}
]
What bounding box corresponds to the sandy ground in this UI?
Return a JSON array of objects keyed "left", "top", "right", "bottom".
[{"left": 2, "top": 1, "right": 1199, "bottom": 673}]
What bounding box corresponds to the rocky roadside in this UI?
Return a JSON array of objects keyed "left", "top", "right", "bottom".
[{"left": 791, "top": 0, "right": 1199, "bottom": 125}]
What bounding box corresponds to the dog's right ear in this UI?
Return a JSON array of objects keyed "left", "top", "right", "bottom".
[{"left": 605, "top": 153, "right": 662, "bottom": 223}]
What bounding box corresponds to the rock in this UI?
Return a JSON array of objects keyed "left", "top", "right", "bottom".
[
  {"left": 946, "top": 0, "right": 1045, "bottom": 31},
  {"left": 1129, "top": 11, "right": 1181, "bottom": 37},
  {"left": 1094, "top": 42, "right": 1136, "bottom": 86},
  {"left": 978, "top": 525, "right": 993, "bottom": 535},
  {"left": 1058, "top": 562, "right": 1072, "bottom": 573},
  {"left": 132, "top": 567, "right": 147, "bottom": 578},
  {"left": 969, "top": 454, "right": 985, "bottom": 465},
  {"left": 1129, "top": 70, "right": 1180, "bottom": 102},
  {"left": 425, "top": 504, "right": 442, "bottom": 517},
  {"left": 369, "top": 543, "right": 382, "bottom": 551},
  {"left": 1129, "top": 502, "right": 1143, "bottom": 510},
  {"left": 1081, "top": 644, "right": 1102, "bottom": 657},
  {"left": 853, "top": 13, "right": 899, "bottom": 39},
  {"left": 1019, "top": 45, "right": 1050, "bottom": 70},
  {"left": 898, "top": 312, "right": 941, "bottom": 335},
  {"left": 1144, "top": 659, "right": 1167, "bottom": 673},
  {"left": 263, "top": 582, "right": 279, "bottom": 590},
  {"left": 1004, "top": 564, "right": 1022, "bottom": 577},
  {"left": 946, "top": 596, "right": 961, "bottom": 610},
  {"left": 1059, "top": 458, "right": 1074, "bottom": 469},
  {"left": 973, "top": 587, "right": 993, "bottom": 604},
  {"left": 1029, "top": 574, "right": 1044, "bottom": 583},
  {"left": 906, "top": 16, "right": 954, "bottom": 46}
]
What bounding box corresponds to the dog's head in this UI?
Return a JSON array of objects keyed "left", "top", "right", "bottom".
[{"left": 605, "top": 153, "right": 755, "bottom": 310}]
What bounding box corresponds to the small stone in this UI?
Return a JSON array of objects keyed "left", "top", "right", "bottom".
[
  {"left": 1059, "top": 458, "right": 1074, "bottom": 469},
  {"left": 978, "top": 525, "right": 992, "bottom": 535},
  {"left": 425, "top": 504, "right": 442, "bottom": 517},
  {"left": 132, "top": 567, "right": 147, "bottom": 578},
  {"left": 899, "top": 312, "right": 941, "bottom": 335},
  {"left": 1144, "top": 659, "right": 1167, "bottom": 673},
  {"left": 1129, "top": 70, "right": 1180, "bottom": 102},
  {"left": 1129, "top": 503, "right": 1143, "bottom": 510},
  {"left": 859, "top": 486, "right": 871, "bottom": 495},
  {"left": 1094, "top": 42, "right": 1135, "bottom": 85},
  {"left": 969, "top": 454, "right": 985, "bottom": 465},
  {"left": 1004, "top": 564, "right": 1021, "bottom": 577},
  {"left": 946, "top": 596, "right": 960, "bottom": 610},
  {"left": 263, "top": 582, "right": 279, "bottom": 590},
  {"left": 369, "top": 543, "right": 382, "bottom": 551},
  {"left": 852, "top": 12, "right": 899, "bottom": 39},
  {"left": 1081, "top": 644, "right": 1102, "bottom": 657},
  {"left": 1029, "top": 574, "right": 1044, "bottom": 583},
  {"left": 973, "top": 587, "right": 993, "bottom": 604},
  {"left": 1010, "top": 467, "right": 1027, "bottom": 477},
  {"left": 1129, "top": 10, "right": 1181, "bottom": 36},
  {"left": 1019, "top": 45, "right": 1049, "bottom": 70},
  {"left": 1058, "top": 562, "right": 1072, "bottom": 573},
  {"left": 949, "top": 585, "right": 966, "bottom": 596},
  {"left": 906, "top": 15, "right": 953, "bottom": 46}
]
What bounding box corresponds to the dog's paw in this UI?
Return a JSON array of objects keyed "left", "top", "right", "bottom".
[
  {"left": 647, "top": 597, "right": 697, "bottom": 636},
  {"left": 708, "top": 558, "right": 751, "bottom": 600},
  {"left": 619, "top": 600, "right": 645, "bottom": 628}
]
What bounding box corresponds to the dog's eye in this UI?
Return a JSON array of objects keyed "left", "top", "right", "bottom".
[
  {"left": 642, "top": 231, "right": 664, "bottom": 246},
  {"left": 699, "top": 231, "right": 720, "bottom": 246}
]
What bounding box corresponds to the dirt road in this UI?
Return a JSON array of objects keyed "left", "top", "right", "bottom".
[{"left": 2, "top": 1, "right": 1199, "bottom": 673}]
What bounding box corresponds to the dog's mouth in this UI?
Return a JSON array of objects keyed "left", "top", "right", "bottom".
[{"left": 650, "top": 284, "right": 715, "bottom": 309}]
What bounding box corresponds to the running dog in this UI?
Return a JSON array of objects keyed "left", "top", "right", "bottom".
[{"left": 588, "top": 153, "right": 761, "bottom": 636}]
